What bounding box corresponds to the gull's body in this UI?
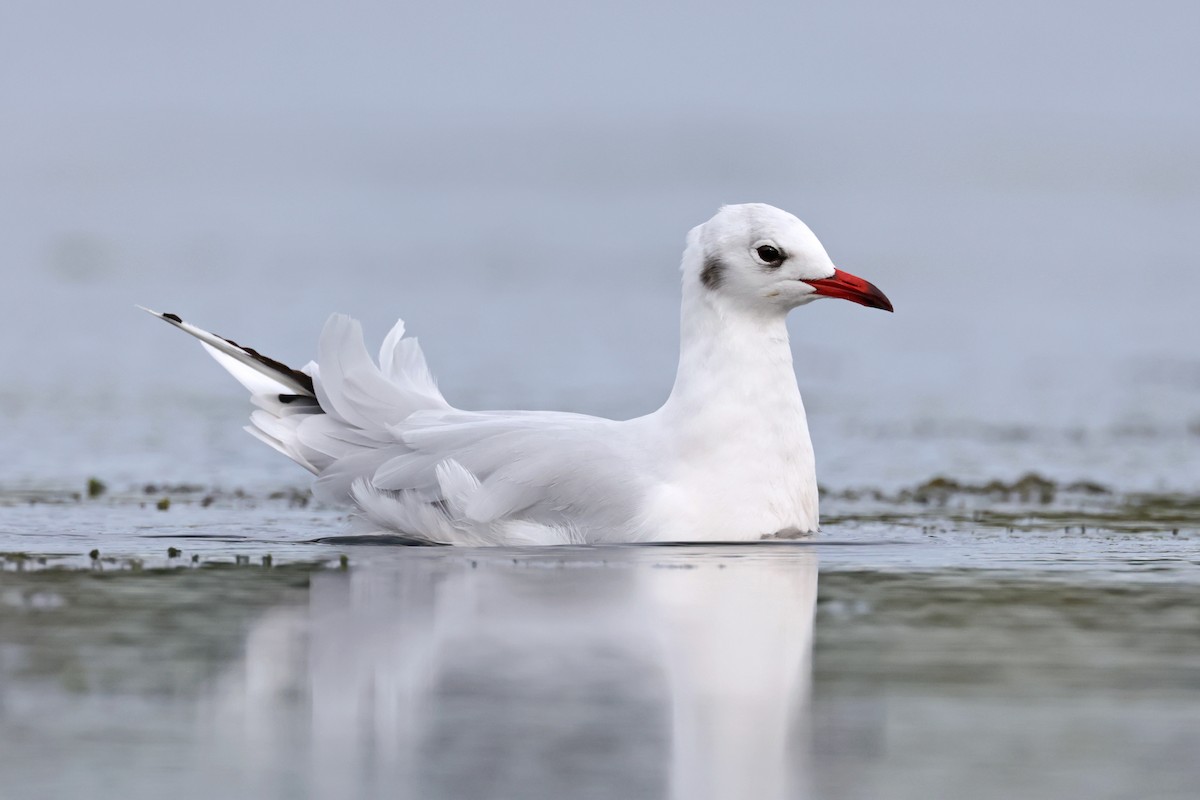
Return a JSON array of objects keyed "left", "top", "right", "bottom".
[{"left": 147, "top": 204, "right": 891, "bottom": 545}]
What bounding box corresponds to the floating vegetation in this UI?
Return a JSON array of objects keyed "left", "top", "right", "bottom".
[
  {"left": 142, "top": 483, "right": 205, "bottom": 495},
  {"left": 817, "top": 474, "right": 1199, "bottom": 536},
  {"left": 824, "top": 473, "right": 1122, "bottom": 506},
  {"left": 0, "top": 483, "right": 317, "bottom": 511},
  {"left": 825, "top": 493, "right": 1200, "bottom": 535},
  {"left": 902, "top": 473, "right": 1060, "bottom": 504},
  {"left": 2, "top": 547, "right": 344, "bottom": 574},
  {"left": 267, "top": 487, "right": 310, "bottom": 507}
]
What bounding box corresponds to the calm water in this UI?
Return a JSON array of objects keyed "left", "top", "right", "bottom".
[{"left": 1, "top": 489, "right": 1197, "bottom": 799}]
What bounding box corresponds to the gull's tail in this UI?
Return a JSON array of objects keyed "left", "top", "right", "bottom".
[
  {"left": 141, "top": 308, "right": 453, "bottom": 484},
  {"left": 140, "top": 307, "right": 327, "bottom": 471}
]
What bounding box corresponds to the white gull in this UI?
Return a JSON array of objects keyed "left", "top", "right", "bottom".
[{"left": 144, "top": 203, "right": 892, "bottom": 545}]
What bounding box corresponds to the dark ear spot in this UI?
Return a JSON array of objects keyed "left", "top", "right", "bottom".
[{"left": 700, "top": 254, "right": 726, "bottom": 290}]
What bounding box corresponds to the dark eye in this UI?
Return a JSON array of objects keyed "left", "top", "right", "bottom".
[{"left": 755, "top": 244, "right": 784, "bottom": 266}]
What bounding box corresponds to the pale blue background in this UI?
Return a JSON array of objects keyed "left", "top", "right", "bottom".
[{"left": 2, "top": 0, "right": 1197, "bottom": 490}]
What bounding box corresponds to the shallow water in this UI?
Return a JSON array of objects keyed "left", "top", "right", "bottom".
[{"left": 1, "top": 488, "right": 1197, "bottom": 799}]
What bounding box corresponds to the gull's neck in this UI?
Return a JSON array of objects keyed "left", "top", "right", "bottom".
[
  {"left": 662, "top": 282, "right": 802, "bottom": 421},
  {"left": 650, "top": 279, "right": 819, "bottom": 537}
]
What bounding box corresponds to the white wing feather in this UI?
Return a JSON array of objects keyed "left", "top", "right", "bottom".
[{"left": 150, "top": 308, "right": 647, "bottom": 544}]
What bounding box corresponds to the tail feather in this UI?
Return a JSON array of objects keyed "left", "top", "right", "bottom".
[
  {"left": 144, "top": 307, "right": 453, "bottom": 497},
  {"left": 140, "top": 307, "right": 316, "bottom": 397},
  {"left": 143, "top": 307, "right": 326, "bottom": 472}
]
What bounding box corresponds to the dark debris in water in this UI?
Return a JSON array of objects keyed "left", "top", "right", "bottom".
[
  {"left": 2, "top": 547, "right": 344, "bottom": 574},
  {"left": 267, "top": 487, "right": 311, "bottom": 507},
  {"left": 825, "top": 496, "right": 1200, "bottom": 535},
  {"left": 824, "top": 472, "right": 1111, "bottom": 506},
  {"left": 142, "top": 482, "right": 206, "bottom": 495},
  {"left": 821, "top": 473, "right": 1200, "bottom": 535},
  {"left": 0, "top": 482, "right": 318, "bottom": 511}
]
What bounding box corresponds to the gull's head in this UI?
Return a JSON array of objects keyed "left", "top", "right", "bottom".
[{"left": 683, "top": 203, "right": 892, "bottom": 314}]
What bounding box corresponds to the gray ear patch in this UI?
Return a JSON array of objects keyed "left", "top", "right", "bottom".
[{"left": 700, "top": 254, "right": 726, "bottom": 290}]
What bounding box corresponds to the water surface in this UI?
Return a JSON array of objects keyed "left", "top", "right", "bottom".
[{"left": 2, "top": 488, "right": 1196, "bottom": 799}]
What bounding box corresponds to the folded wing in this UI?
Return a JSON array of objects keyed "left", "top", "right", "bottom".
[{"left": 149, "top": 309, "right": 646, "bottom": 544}]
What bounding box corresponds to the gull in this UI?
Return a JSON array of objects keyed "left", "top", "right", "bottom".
[{"left": 144, "top": 203, "right": 892, "bottom": 545}]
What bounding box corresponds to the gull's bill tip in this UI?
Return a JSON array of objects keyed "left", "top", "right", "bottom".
[{"left": 805, "top": 268, "right": 893, "bottom": 312}]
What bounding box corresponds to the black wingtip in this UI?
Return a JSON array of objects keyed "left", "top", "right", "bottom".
[
  {"left": 137, "top": 306, "right": 184, "bottom": 325},
  {"left": 140, "top": 304, "right": 317, "bottom": 398}
]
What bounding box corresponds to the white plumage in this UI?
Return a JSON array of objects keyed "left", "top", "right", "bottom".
[{"left": 146, "top": 203, "right": 892, "bottom": 545}]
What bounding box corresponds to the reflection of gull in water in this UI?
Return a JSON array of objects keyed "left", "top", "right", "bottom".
[
  {"left": 208, "top": 549, "right": 818, "bottom": 799},
  {"left": 146, "top": 203, "right": 891, "bottom": 545},
  {"left": 651, "top": 555, "right": 817, "bottom": 799}
]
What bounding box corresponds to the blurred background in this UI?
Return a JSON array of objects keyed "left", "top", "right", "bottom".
[{"left": 2, "top": 0, "right": 1198, "bottom": 492}]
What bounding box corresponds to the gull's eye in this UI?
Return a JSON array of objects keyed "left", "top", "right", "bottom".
[{"left": 754, "top": 244, "right": 784, "bottom": 267}]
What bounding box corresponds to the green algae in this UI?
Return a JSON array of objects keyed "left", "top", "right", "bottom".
[
  {"left": 820, "top": 474, "right": 1200, "bottom": 535},
  {"left": 0, "top": 483, "right": 315, "bottom": 509},
  {"left": 825, "top": 492, "right": 1200, "bottom": 535}
]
